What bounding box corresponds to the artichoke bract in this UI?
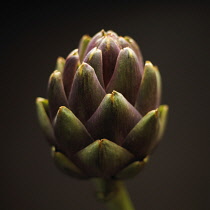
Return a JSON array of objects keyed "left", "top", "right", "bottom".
[{"left": 36, "top": 30, "right": 168, "bottom": 179}]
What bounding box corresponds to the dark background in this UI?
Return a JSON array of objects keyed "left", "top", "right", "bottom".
[{"left": 1, "top": 1, "right": 210, "bottom": 210}]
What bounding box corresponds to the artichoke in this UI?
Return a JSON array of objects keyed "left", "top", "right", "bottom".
[{"left": 36, "top": 30, "right": 168, "bottom": 180}]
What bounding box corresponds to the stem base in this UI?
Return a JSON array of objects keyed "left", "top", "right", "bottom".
[{"left": 92, "top": 178, "right": 135, "bottom": 210}]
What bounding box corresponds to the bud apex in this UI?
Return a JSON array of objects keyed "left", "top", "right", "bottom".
[
  {"left": 98, "top": 36, "right": 120, "bottom": 86},
  {"left": 83, "top": 47, "right": 104, "bottom": 87}
]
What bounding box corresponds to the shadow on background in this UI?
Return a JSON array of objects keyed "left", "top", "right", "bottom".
[{"left": 1, "top": 1, "right": 210, "bottom": 210}]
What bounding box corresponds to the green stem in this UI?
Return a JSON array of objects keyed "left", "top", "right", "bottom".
[{"left": 92, "top": 178, "right": 135, "bottom": 210}]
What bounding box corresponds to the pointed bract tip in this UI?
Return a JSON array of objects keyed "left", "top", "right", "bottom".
[
  {"left": 98, "top": 139, "right": 106, "bottom": 146},
  {"left": 49, "top": 70, "right": 62, "bottom": 84},
  {"left": 124, "top": 36, "right": 133, "bottom": 43},
  {"left": 55, "top": 106, "right": 71, "bottom": 119},
  {"left": 56, "top": 106, "right": 72, "bottom": 118},
  {"left": 91, "top": 46, "right": 98, "bottom": 51},
  {"left": 87, "top": 47, "right": 100, "bottom": 60},
  {"left": 82, "top": 34, "right": 91, "bottom": 39},
  {"left": 55, "top": 56, "right": 66, "bottom": 73},
  {"left": 36, "top": 97, "right": 44, "bottom": 103},
  {"left": 66, "top": 49, "right": 78, "bottom": 59},
  {"left": 80, "top": 62, "right": 89, "bottom": 68},
  {"left": 58, "top": 106, "right": 66, "bottom": 112},
  {"left": 155, "top": 109, "right": 159, "bottom": 118},
  {"left": 51, "top": 146, "right": 56, "bottom": 156},
  {"left": 122, "top": 47, "right": 136, "bottom": 57},
  {"left": 111, "top": 90, "right": 118, "bottom": 95},
  {"left": 100, "top": 138, "right": 109, "bottom": 142},
  {"left": 143, "top": 155, "right": 150, "bottom": 163},
  {"left": 50, "top": 70, "right": 61, "bottom": 78},
  {"left": 107, "top": 30, "right": 118, "bottom": 37},
  {"left": 147, "top": 109, "right": 159, "bottom": 118},
  {"left": 161, "top": 104, "right": 169, "bottom": 111},
  {"left": 123, "top": 46, "right": 130, "bottom": 50},
  {"left": 72, "top": 49, "right": 78, "bottom": 56},
  {"left": 101, "top": 29, "right": 105, "bottom": 36},
  {"left": 57, "top": 56, "right": 65, "bottom": 62},
  {"left": 145, "top": 60, "right": 153, "bottom": 67},
  {"left": 78, "top": 62, "right": 90, "bottom": 74},
  {"left": 110, "top": 90, "right": 119, "bottom": 102}
]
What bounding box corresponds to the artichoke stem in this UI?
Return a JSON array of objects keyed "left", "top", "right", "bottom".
[{"left": 92, "top": 178, "right": 135, "bottom": 210}]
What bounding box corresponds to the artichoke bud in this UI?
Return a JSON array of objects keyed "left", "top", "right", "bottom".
[
  {"left": 118, "top": 36, "right": 131, "bottom": 48},
  {"left": 36, "top": 30, "right": 168, "bottom": 180},
  {"left": 106, "top": 30, "right": 119, "bottom": 40}
]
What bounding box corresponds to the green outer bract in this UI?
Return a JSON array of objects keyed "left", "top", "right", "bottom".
[
  {"left": 36, "top": 97, "right": 55, "bottom": 145},
  {"left": 115, "top": 156, "right": 149, "bottom": 179},
  {"left": 123, "top": 109, "right": 159, "bottom": 159},
  {"left": 135, "top": 61, "right": 161, "bottom": 116},
  {"left": 54, "top": 106, "right": 93, "bottom": 155},
  {"left": 157, "top": 105, "right": 169, "bottom": 140},
  {"left": 76, "top": 139, "right": 134, "bottom": 178}
]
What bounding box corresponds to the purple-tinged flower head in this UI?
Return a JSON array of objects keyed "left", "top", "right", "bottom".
[{"left": 36, "top": 30, "right": 168, "bottom": 179}]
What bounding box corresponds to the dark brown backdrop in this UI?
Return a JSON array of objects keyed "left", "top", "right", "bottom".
[{"left": 1, "top": 1, "right": 210, "bottom": 210}]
